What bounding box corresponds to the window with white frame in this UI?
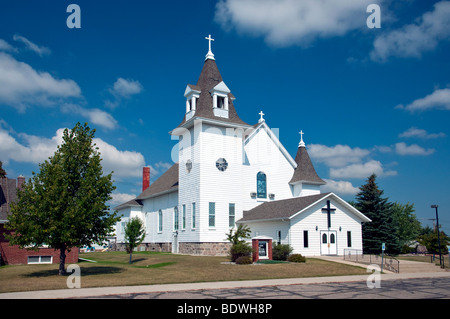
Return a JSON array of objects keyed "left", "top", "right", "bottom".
[
  {"left": 209, "top": 202, "right": 215, "bottom": 227},
  {"left": 28, "top": 256, "right": 53, "bottom": 264},
  {"left": 229, "top": 203, "right": 235, "bottom": 227},
  {"left": 174, "top": 206, "right": 179, "bottom": 231},
  {"left": 158, "top": 209, "right": 163, "bottom": 232},
  {"left": 182, "top": 204, "right": 186, "bottom": 230},
  {"left": 192, "top": 202, "right": 196, "bottom": 229}
]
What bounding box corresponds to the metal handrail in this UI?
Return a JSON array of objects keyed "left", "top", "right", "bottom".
[{"left": 343, "top": 249, "right": 400, "bottom": 273}]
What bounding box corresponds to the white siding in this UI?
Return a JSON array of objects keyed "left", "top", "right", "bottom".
[
  {"left": 289, "top": 198, "right": 363, "bottom": 256},
  {"left": 243, "top": 125, "right": 295, "bottom": 212}
]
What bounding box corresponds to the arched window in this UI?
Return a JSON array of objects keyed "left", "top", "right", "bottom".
[
  {"left": 257, "top": 172, "right": 267, "bottom": 198},
  {"left": 330, "top": 233, "right": 335, "bottom": 244},
  {"left": 322, "top": 233, "right": 327, "bottom": 244}
]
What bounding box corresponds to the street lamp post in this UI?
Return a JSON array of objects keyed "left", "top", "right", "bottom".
[{"left": 431, "top": 205, "right": 442, "bottom": 267}]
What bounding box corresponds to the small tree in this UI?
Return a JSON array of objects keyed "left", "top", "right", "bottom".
[
  {"left": 7, "top": 122, "right": 120, "bottom": 275},
  {"left": 124, "top": 217, "right": 146, "bottom": 264},
  {"left": 226, "top": 224, "right": 252, "bottom": 262}
]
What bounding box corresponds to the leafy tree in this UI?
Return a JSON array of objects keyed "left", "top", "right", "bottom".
[
  {"left": 7, "top": 123, "right": 120, "bottom": 275},
  {"left": 354, "top": 174, "right": 401, "bottom": 254},
  {"left": 418, "top": 228, "right": 449, "bottom": 255},
  {"left": 124, "top": 216, "right": 146, "bottom": 264},
  {"left": 226, "top": 224, "right": 252, "bottom": 262},
  {"left": 391, "top": 202, "right": 421, "bottom": 250},
  {"left": 226, "top": 224, "right": 251, "bottom": 245},
  {"left": 0, "top": 161, "right": 6, "bottom": 178}
]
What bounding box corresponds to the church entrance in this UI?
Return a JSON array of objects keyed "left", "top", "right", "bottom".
[{"left": 320, "top": 231, "right": 337, "bottom": 255}]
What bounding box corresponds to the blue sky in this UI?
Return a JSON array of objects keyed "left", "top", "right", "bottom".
[{"left": 0, "top": 0, "right": 449, "bottom": 233}]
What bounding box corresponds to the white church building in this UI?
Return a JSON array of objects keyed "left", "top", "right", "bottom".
[{"left": 114, "top": 36, "right": 371, "bottom": 256}]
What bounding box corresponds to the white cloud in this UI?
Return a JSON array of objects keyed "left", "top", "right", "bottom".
[
  {"left": 105, "top": 77, "right": 143, "bottom": 109},
  {"left": 395, "top": 142, "right": 435, "bottom": 156},
  {"left": 396, "top": 88, "right": 450, "bottom": 112},
  {"left": 0, "top": 52, "right": 81, "bottom": 111},
  {"left": 370, "top": 1, "right": 450, "bottom": 62},
  {"left": 61, "top": 103, "right": 118, "bottom": 130},
  {"left": 330, "top": 160, "right": 397, "bottom": 179},
  {"left": 0, "top": 124, "right": 146, "bottom": 179},
  {"left": 110, "top": 78, "right": 143, "bottom": 97},
  {"left": 0, "top": 39, "right": 17, "bottom": 53},
  {"left": 322, "top": 179, "right": 359, "bottom": 196},
  {"left": 109, "top": 192, "right": 137, "bottom": 206},
  {"left": 0, "top": 127, "right": 64, "bottom": 165},
  {"left": 214, "top": 0, "right": 374, "bottom": 47},
  {"left": 93, "top": 138, "right": 145, "bottom": 178},
  {"left": 13, "top": 34, "right": 51, "bottom": 57},
  {"left": 308, "top": 144, "right": 370, "bottom": 167},
  {"left": 399, "top": 127, "right": 446, "bottom": 139}
]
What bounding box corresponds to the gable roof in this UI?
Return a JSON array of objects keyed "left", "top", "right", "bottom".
[
  {"left": 289, "top": 145, "right": 326, "bottom": 185},
  {"left": 175, "top": 58, "right": 250, "bottom": 129},
  {"left": 244, "top": 121, "right": 297, "bottom": 169},
  {"left": 114, "top": 163, "right": 179, "bottom": 210},
  {"left": 238, "top": 192, "right": 371, "bottom": 223}
]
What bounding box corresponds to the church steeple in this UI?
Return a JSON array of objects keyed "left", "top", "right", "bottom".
[
  {"left": 290, "top": 131, "right": 326, "bottom": 186},
  {"left": 175, "top": 35, "right": 249, "bottom": 130}
]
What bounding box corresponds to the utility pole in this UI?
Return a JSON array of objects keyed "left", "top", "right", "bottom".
[{"left": 431, "top": 205, "right": 442, "bottom": 268}]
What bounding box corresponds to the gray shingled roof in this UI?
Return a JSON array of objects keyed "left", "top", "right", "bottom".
[
  {"left": 114, "top": 163, "right": 179, "bottom": 210},
  {"left": 0, "top": 178, "right": 18, "bottom": 221},
  {"left": 238, "top": 193, "right": 331, "bottom": 222},
  {"left": 289, "top": 146, "right": 326, "bottom": 185},
  {"left": 176, "top": 58, "right": 250, "bottom": 128}
]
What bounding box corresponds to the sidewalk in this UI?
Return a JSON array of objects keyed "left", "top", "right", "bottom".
[{"left": 1, "top": 270, "right": 450, "bottom": 299}]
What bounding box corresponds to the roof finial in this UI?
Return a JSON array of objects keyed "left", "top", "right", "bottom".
[
  {"left": 205, "top": 34, "right": 215, "bottom": 61},
  {"left": 258, "top": 111, "right": 265, "bottom": 123},
  {"left": 299, "top": 130, "right": 306, "bottom": 147}
]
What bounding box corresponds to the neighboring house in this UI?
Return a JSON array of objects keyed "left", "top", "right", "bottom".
[
  {"left": 114, "top": 37, "right": 371, "bottom": 256},
  {"left": 0, "top": 176, "right": 78, "bottom": 265}
]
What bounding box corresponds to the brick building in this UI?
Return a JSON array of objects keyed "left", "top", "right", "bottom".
[{"left": 0, "top": 176, "right": 78, "bottom": 265}]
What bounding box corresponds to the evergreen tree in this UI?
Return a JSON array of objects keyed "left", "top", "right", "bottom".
[
  {"left": 354, "top": 174, "right": 400, "bottom": 254},
  {"left": 7, "top": 123, "right": 120, "bottom": 275}
]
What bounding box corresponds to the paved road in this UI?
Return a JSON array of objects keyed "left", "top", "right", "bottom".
[{"left": 81, "top": 276, "right": 450, "bottom": 299}]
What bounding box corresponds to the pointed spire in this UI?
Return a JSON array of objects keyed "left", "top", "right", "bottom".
[
  {"left": 290, "top": 131, "right": 325, "bottom": 185},
  {"left": 205, "top": 34, "right": 215, "bottom": 61}
]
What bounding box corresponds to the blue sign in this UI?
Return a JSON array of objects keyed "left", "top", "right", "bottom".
[{"left": 382, "top": 243, "right": 386, "bottom": 251}]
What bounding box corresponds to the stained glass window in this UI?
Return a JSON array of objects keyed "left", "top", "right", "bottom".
[{"left": 257, "top": 172, "right": 267, "bottom": 198}]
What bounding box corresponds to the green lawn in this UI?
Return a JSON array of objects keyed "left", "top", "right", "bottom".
[{"left": 0, "top": 251, "right": 368, "bottom": 293}]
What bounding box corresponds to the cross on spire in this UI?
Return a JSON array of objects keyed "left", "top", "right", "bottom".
[
  {"left": 258, "top": 111, "right": 265, "bottom": 123},
  {"left": 322, "top": 200, "right": 336, "bottom": 229},
  {"left": 205, "top": 34, "right": 215, "bottom": 61},
  {"left": 299, "top": 130, "right": 306, "bottom": 147}
]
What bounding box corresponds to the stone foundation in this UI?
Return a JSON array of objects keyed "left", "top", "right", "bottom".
[
  {"left": 113, "top": 242, "right": 231, "bottom": 256},
  {"left": 179, "top": 242, "right": 231, "bottom": 256}
]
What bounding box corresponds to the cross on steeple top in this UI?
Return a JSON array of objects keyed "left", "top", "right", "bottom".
[
  {"left": 258, "top": 111, "right": 265, "bottom": 123},
  {"left": 299, "top": 130, "right": 306, "bottom": 147},
  {"left": 205, "top": 34, "right": 215, "bottom": 61}
]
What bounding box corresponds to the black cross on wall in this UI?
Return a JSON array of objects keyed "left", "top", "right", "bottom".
[{"left": 322, "top": 200, "right": 336, "bottom": 229}]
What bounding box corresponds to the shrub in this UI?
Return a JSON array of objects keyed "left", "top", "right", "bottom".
[
  {"left": 230, "top": 241, "right": 252, "bottom": 262},
  {"left": 235, "top": 255, "right": 252, "bottom": 265},
  {"left": 287, "top": 254, "right": 306, "bottom": 263},
  {"left": 272, "top": 244, "right": 293, "bottom": 261}
]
